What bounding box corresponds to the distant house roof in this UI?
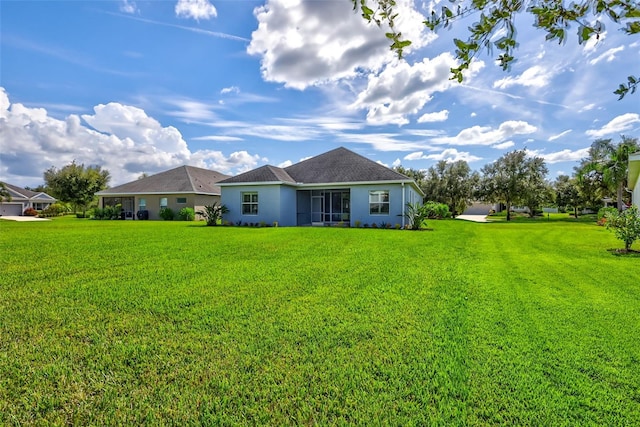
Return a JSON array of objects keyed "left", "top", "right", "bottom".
[
  {"left": 97, "top": 166, "right": 230, "bottom": 196},
  {"left": 1, "top": 182, "right": 56, "bottom": 202},
  {"left": 219, "top": 147, "right": 418, "bottom": 189}
]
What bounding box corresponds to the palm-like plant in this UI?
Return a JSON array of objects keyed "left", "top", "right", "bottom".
[
  {"left": 197, "top": 202, "right": 229, "bottom": 226},
  {"left": 576, "top": 137, "right": 639, "bottom": 211}
]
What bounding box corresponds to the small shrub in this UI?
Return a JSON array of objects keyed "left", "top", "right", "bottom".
[
  {"left": 160, "top": 208, "right": 175, "bottom": 221},
  {"left": 371, "top": 223, "right": 378, "bottom": 229},
  {"left": 423, "top": 201, "right": 450, "bottom": 219},
  {"left": 41, "top": 203, "right": 65, "bottom": 217},
  {"left": 363, "top": 223, "right": 369, "bottom": 228},
  {"left": 178, "top": 207, "right": 195, "bottom": 221},
  {"left": 394, "top": 223, "right": 401, "bottom": 229},
  {"left": 598, "top": 207, "right": 618, "bottom": 222},
  {"left": 605, "top": 206, "right": 640, "bottom": 252},
  {"left": 354, "top": 220, "right": 362, "bottom": 228},
  {"left": 23, "top": 207, "right": 38, "bottom": 216}
]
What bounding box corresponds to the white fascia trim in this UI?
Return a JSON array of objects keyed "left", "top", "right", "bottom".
[
  {"left": 218, "top": 181, "right": 295, "bottom": 187},
  {"left": 219, "top": 179, "right": 422, "bottom": 194},
  {"left": 96, "top": 191, "right": 219, "bottom": 196}
]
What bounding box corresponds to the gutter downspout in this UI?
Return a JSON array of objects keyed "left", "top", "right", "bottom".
[{"left": 401, "top": 182, "right": 405, "bottom": 229}]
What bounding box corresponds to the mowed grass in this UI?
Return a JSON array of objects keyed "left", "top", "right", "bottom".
[{"left": 1, "top": 217, "right": 639, "bottom": 425}]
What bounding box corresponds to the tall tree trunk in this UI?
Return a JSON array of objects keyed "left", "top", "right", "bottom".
[
  {"left": 506, "top": 202, "right": 511, "bottom": 221},
  {"left": 617, "top": 183, "right": 624, "bottom": 211}
]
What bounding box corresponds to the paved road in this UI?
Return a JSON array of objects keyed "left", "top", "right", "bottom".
[
  {"left": 0, "top": 216, "right": 51, "bottom": 222},
  {"left": 455, "top": 215, "right": 489, "bottom": 223}
]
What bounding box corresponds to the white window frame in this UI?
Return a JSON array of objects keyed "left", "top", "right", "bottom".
[
  {"left": 369, "top": 190, "right": 390, "bottom": 215},
  {"left": 242, "top": 192, "right": 258, "bottom": 215},
  {"left": 160, "top": 197, "right": 168, "bottom": 209}
]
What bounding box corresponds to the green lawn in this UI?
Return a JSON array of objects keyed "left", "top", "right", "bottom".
[{"left": 1, "top": 217, "right": 639, "bottom": 425}]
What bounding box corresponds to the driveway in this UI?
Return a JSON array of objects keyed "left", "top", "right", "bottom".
[
  {"left": 0, "top": 216, "right": 51, "bottom": 222},
  {"left": 455, "top": 215, "right": 489, "bottom": 223}
]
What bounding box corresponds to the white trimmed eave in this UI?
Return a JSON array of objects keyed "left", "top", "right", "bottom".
[
  {"left": 96, "top": 191, "right": 220, "bottom": 196},
  {"left": 629, "top": 152, "right": 640, "bottom": 190},
  {"left": 218, "top": 179, "right": 424, "bottom": 196}
]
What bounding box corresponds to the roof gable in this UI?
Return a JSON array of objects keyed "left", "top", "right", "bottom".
[
  {"left": 284, "top": 147, "right": 411, "bottom": 183},
  {"left": 218, "top": 165, "right": 296, "bottom": 185},
  {"left": 98, "top": 166, "right": 230, "bottom": 195},
  {"left": 1, "top": 182, "right": 56, "bottom": 201}
]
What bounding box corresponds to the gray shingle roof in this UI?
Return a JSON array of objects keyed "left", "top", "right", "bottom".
[
  {"left": 1, "top": 182, "right": 56, "bottom": 201},
  {"left": 285, "top": 147, "right": 411, "bottom": 183},
  {"left": 218, "top": 165, "right": 296, "bottom": 184},
  {"left": 218, "top": 147, "right": 412, "bottom": 185},
  {"left": 98, "top": 166, "right": 230, "bottom": 195}
]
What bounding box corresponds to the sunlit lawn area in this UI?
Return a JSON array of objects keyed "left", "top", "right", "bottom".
[{"left": 1, "top": 216, "right": 639, "bottom": 425}]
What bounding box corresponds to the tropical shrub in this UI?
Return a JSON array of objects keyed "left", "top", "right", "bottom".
[
  {"left": 598, "top": 207, "right": 618, "bottom": 220},
  {"left": 178, "top": 207, "right": 195, "bottom": 221},
  {"left": 40, "top": 203, "right": 65, "bottom": 217},
  {"left": 423, "top": 201, "right": 450, "bottom": 219},
  {"left": 160, "top": 208, "right": 175, "bottom": 221},
  {"left": 92, "top": 205, "right": 121, "bottom": 220},
  {"left": 23, "top": 207, "right": 38, "bottom": 216},
  {"left": 403, "top": 203, "right": 429, "bottom": 230},
  {"left": 604, "top": 206, "right": 640, "bottom": 252},
  {"left": 197, "top": 202, "right": 229, "bottom": 226}
]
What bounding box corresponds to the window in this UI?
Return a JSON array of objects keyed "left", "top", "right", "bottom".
[
  {"left": 160, "top": 197, "right": 168, "bottom": 209},
  {"left": 139, "top": 198, "right": 147, "bottom": 210},
  {"left": 176, "top": 197, "right": 187, "bottom": 204},
  {"left": 369, "top": 190, "right": 390, "bottom": 215},
  {"left": 242, "top": 192, "right": 258, "bottom": 215}
]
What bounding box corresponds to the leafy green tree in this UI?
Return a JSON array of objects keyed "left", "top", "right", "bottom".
[
  {"left": 422, "top": 160, "right": 479, "bottom": 216},
  {"left": 44, "top": 161, "right": 110, "bottom": 215},
  {"left": 0, "top": 182, "right": 12, "bottom": 203},
  {"left": 520, "top": 157, "right": 552, "bottom": 217},
  {"left": 575, "top": 136, "right": 639, "bottom": 211},
  {"left": 605, "top": 205, "right": 640, "bottom": 252},
  {"left": 476, "top": 150, "right": 547, "bottom": 221},
  {"left": 554, "top": 175, "right": 582, "bottom": 217},
  {"left": 354, "top": 0, "right": 639, "bottom": 98},
  {"left": 393, "top": 165, "right": 425, "bottom": 189}
]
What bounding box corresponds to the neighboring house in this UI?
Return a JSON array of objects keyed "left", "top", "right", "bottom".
[
  {"left": 218, "top": 147, "right": 424, "bottom": 227},
  {"left": 629, "top": 152, "right": 640, "bottom": 209},
  {"left": 463, "top": 202, "right": 502, "bottom": 215},
  {"left": 0, "top": 182, "right": 56, "bottom": 216},
  {"left": 96, "top": 166, "right": 229, "bottom": 220}
]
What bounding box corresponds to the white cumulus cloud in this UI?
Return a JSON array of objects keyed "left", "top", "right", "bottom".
[
  {"left": 0, "top": 88, "right": 263, "bottom": 186},
  {"left": 404, "top": 148, "right": 481, "bottom": 162},
  {"left": 247, "top": 0, "right": 434, "bottom": 90},
  {"left": 431, "top": 121, "right": 537, "bottom": 146},
  {"left": 417, "top": 110, "right": 449, "bottom": 123},
  {"left": 527, "top": 148, "right": 590, "bottom": 164},
  {"left": 585, "top": 113, "right": 640, "bottom": 138},
  {"left": 175, "top": 0, "right": 217, "bottom": 20},
  {"left": 352, "top": 53, "right": 479, "bottom": 126},
  {"left": 493, "top": 65, "right": 555, "bottom": 89}
]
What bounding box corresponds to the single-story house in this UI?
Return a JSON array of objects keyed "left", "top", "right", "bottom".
[
  {"left": 96, "top": 166, "right": 229, "bottom": 220},
  {"left": 0, "top": 182, "right": 56, "bottom": 216},
  {"left": 629, "top": 152, "right": 640, "bottom": 209},
  {"left": 218, "top": 147, "right": 424, "bottom": 227}
]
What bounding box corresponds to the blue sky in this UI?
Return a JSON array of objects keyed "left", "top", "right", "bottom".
[{"left": 1, "top": 0, "right": 639, "bottom": 188}]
